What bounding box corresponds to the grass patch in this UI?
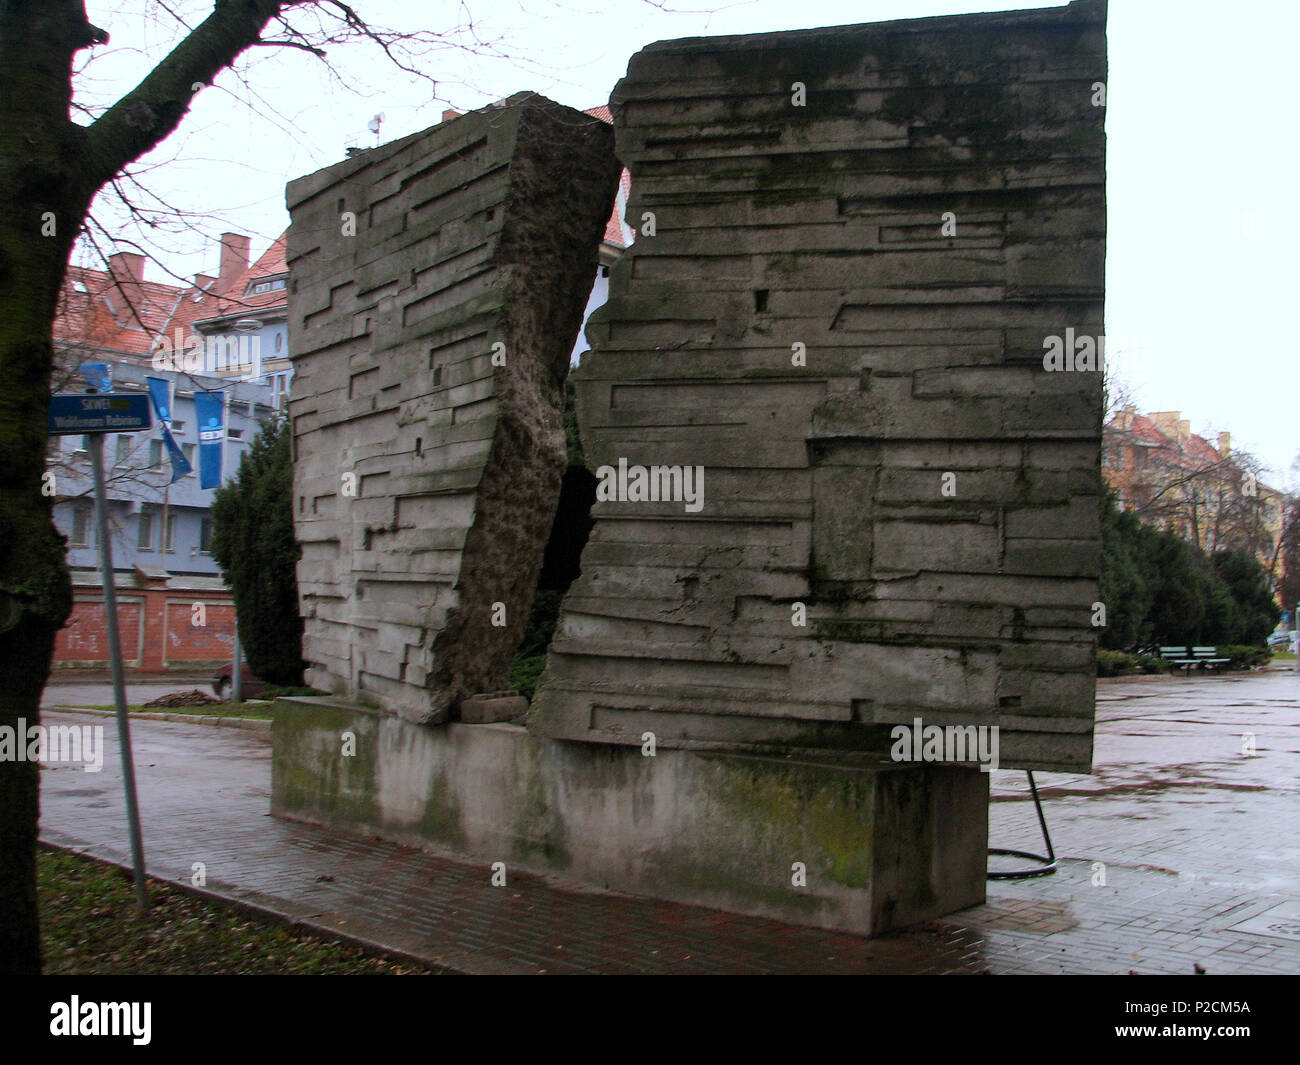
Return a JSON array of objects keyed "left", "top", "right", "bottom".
[
  {"left": 1097, "top": 650, "right": 1169, "bottom": 677},
  {"left": 1098, "top": 645, "right": 1274, "bottom": 676},
  {"left": 510, "top": 652, "right": 548, "bottom": 703},
  {"left": 38, "top": 847, "right": 434, "bottom": 975},
  {"left": 256, "top": 684, "right": 328, "bottom": 700},
  {"left": 509, "top": 589, "right": 561, "bottom": 703}
]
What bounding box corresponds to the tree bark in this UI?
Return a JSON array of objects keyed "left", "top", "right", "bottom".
[
  {"left": 0, "top": 0, "right": 100, "bottom": 978},
  {"left": 0, "top": 0, "right": 284, "bottom": 975}
]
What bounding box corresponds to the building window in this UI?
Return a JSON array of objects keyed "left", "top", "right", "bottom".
[
  {"left": 274, "top": 331, "right": 283, "bottom": 353},
  {"left": 271, "top": 371, "right": 290, "bottom": 410},
  {"left": 149, "top": 439, "right": 163, "bottom": 468},
  {"left": 172, "top": 420, "right": 186, "bottom": 434},
  {"left": 115, "top": 434, "right": 132, "bottom": 466},
  {"left": 70, "top": 504, "right": 91, "bottom": 547},
  {"left": 182, "top": 443, "right": 196, "bottom": 471},
  {"left": 165, "top": 511, "right": 177, "bottom": 553},
  {"left": 138, "top": 506, "right": 155, "bottom": 550},
  {"left": 228, "top": 428, "right": 245, "bottom": 441},
  {"left": 247, "top": 277, "right": 286, "bottom": 296},
  {"left": 200, "top": 517, "right": 214, "bottom": 553}
]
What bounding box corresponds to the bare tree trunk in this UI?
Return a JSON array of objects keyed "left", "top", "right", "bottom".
[
  {"left": 0, "top": 1, "right": 100, "bottom": 977},
  {"left": 0, "top": 0, "right": 284, "bottom": 975},
  {"left": 1265, "top": 507, "right": 1296, "bottom": 594}
]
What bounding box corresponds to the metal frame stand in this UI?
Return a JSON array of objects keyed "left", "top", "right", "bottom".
[{"left": 988, "top": 770, "right": 1057, "bottom": 879}]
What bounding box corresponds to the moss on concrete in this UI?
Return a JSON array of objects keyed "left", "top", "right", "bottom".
[
  {"left": 418, "top": 771, "right": 467, "bottom": 852},
  {"left": 508, "top": 745, "right": 571, "bottom": 869},
  {"left": 273, "top": 700, "right": 379, "bottom": 828},
  {"left": 702, "top": 755, "right": 875, "bottom": 891},
  {"left": 272, "top": 701, "right": 985, "bottom": 935}
]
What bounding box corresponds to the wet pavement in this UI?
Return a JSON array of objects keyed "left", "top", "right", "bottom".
[
  {"left": 974, "top": 669, "right": 1299, "bottom": 973},
  {"left": 43, "top": 674, "right": 217, "bottom": 708},
  {"left": 36, "top": 669, "right": 1300, "bottom": 974}
]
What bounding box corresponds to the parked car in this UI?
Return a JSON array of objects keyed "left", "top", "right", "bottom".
[
  {"left": 1267, "top": 630, "right": 1297, "bottom": 648},
  {"left": 212, "top": 662, "right": 266, "bottom": 700}
]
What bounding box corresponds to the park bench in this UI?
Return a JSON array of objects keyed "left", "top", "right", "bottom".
[{"left": 1156, "top": 645, "right": 1230, "bottom": 671}]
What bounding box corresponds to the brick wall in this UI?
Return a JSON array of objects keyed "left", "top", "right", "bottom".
[{"left": 53, "top": 580, "right": 236, "bottom": 672}]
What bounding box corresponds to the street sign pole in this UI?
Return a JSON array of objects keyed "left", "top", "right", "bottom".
[{"left": 87, "top": 433, "right": 149, "bottom": 910}]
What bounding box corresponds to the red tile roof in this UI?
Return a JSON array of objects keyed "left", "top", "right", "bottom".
[
  {"left": 1107, "top": 411, "right": 1227, "bottom": 466},
  {"left": 1185, "top": 433, "right": 1222, "bottom": 465},
  {"left": 55, "top": 264, "right": 184, "bottom": 357},
  {"left": 584, "top": 107, "right": 631, "bottom": 249},
  {"left": 56, "top": 104, "right": 629, "bottom": 360},
  {"left": 174, "top": 235, "right": 289, "bottom": 333}
]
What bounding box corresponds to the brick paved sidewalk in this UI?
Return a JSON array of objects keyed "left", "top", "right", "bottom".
[{"left": 38, "top": 669, "right": 1300, "bottom": 974}]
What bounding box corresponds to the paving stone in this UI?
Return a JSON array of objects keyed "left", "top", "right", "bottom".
[{"left": 36, "top": 670, "right": 1299, "bottom": 974}]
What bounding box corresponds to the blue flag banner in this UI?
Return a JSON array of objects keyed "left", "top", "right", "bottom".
[
  {"left": 145, "top": 377, "right": 192, "bottom": 484},
  {"left": 194, "top": 391, "right": 225, "bottom": 490},
  {"left": 145, "top": 376, "right": 171, "bottom": 422},
  {"left": 162, "top": 431, "right": 191, "bottom": 484},
  {"left": 78, "top": 363, "right": 112, "bottom": 393}
]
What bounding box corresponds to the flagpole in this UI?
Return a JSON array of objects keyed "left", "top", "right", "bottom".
[
  {"left": 74, "top": 362, "right": 147, "bottom": 909},
  {"left": 161, "top": 482, "right": 169, "bottom": 573},
  {"left": 90, "top": 432, "right": 149, "bottom": 911}
]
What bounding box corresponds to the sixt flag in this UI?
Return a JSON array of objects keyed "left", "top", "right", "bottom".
[
  {"left": 193, "top": 390, "right": 225, "bottom": 489},
  {"left": 145, "top": 377, "right": 191, "bottom": 484}
]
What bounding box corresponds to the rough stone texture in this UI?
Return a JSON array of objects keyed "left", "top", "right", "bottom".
[
  {"left": 531, "top": 1, "right": 1107, "bottom": 771},
  {"left": 459, "top": 692, "right": 528, "bottom": 724},
  {"left": 273, "top": 698, "right": 989, "bottom": 936},
  {"left": 286, "top": 93, "right": 620, "bottom": 724}
]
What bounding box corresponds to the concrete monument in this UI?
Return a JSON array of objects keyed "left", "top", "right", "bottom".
[
  {"left": 285, "top": 93, "right": 620, "bottom": 724},
  {"left": 275, "top": 1, "right": 1106, "bottom": 936}
]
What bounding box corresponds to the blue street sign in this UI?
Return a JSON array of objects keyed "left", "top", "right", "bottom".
[{"left": 47, "top": 393, "right": 153, "bottom": 435}]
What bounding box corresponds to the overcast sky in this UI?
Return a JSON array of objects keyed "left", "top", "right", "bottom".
[{"left": 78, "top": 0, "right": 1298, "bottom": 483}]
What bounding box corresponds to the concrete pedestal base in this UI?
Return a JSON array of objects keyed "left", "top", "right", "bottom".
[{"left": 272, "top": 698, "right": 988, "bottom": 936}]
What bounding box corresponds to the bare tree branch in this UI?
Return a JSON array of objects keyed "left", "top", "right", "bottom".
[{"left": 83, "top": 0, "right": 287, "bottom": 192}]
